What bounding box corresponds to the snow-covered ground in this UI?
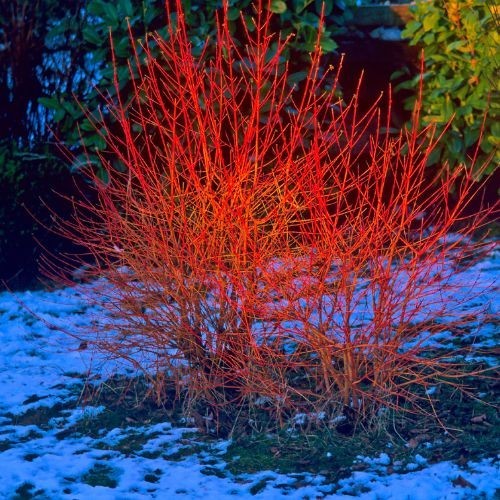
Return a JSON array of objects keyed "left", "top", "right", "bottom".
[{"left": 0, "top": 247, "right": 498, "bottom": 499}]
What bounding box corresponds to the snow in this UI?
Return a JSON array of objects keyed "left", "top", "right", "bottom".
[{"left": 0, "top": 247, "right": 498, "bottom": 498}]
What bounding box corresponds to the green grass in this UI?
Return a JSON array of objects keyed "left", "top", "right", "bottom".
[
  {"left": 81, "top": 463, "right": 119, "bottom": 488},
  {"left": 13, "top": 481, "right": 45, "bottom": 500},
  {"left": 21, "top": 394, "right": 51, "bottom": 405},
  {"left": 249, "top": 476, "right": 276, "bottom": 495},
  {"left": 144, "top": 469, "right": 162, "bottom": 483},
  {"left": 55, "top": 361, "right": 499, "bottom": 480},
  {"left": 200, "top": 466, "right": 228, "bottom": 478},
  {"left": 5, "top": 402, "right": 72, "bottom": 429},
  {"left": 223, "top": 427, "right": 386, "bottom": 482},
  {"left": 56, "top": 408, "right": 134, "bottom": 440},
  {"left": 164, "top": 443, "right": 209, "bottom": 461},
  {"left": 0, "top": 440, "right": 13, "bottom": 452}
]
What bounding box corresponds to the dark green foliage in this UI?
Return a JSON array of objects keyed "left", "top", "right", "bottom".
[
  {"left": 0, "top": 140, "right": 92, "bottom": 290},
  {"left": 395, "top": 0, "right": 499, "bottom": 177},
  {"left": 13, "top": 481, "right": 46, "bottom": 500},
  {"left": 42, "top": 0, "right": 166, "bottom": 167},
  {"left": 0, "top": 1, "right": 97, "bottom": 289},
  {"left": 0, "top": 1, "right": 84, "bottom": 147},
  {"left": 223, "top": 374, "right": 499, "bottom": 485},
  {"left": 255, "top": 0, "right": 350, "bottom": 53},
  {"left": 40, "top": 0, "right": 352, "bottom": 172},
  {"left": 81, "top": 463, "right": 119, "bottom": 488}
]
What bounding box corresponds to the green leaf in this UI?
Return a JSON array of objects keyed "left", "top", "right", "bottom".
[
  {"left": 487, "top": 134, "right": 499, "bottom": 148},
  {"left": 79, "top": 119, "right": 96, "bottom": 132},
  {"left": 317, "top": 0, "right": 333, "bottom": 16},
  {"left": 47, "top": 23, "right": 67, "bottom": 38},
  {"left": 422, "top": 10, "right": 440, "bottom": 32},
  {"left": 423, "top": 33, "right": 435, "bottom": 45},
  {"left": 428, "top": 54, "right": 447, "bottom": 62},
  {"left": 143, "top": 6, "right": 162, "bottom": 26},
  {"left": 82, "top": 26, "right": 102, "bottom": 46},
  {"left": 464, "top": 127, "right": 480, "bottom": 148},
  {"left": 87, "top": 0, "right": 104, "bottom": 17},
  {"left": 227, "top": 7, "right": 240, "bottom": 21},
  {"left": 425, "top": 145, "right": 442, "bottom": 166},
  {"left": 119, "top": 0, "right": 134, "bottom": 18},
  {"left": 95, "top": 166, "right": 109, "bottom": 184},
  {"left": 61, "top": 101, "right": 83, "bottom": 120},
  {"left": 54, "top": 108, "right": 66, "bottom": 123},
  {"left": 84, "top": 133, "right": 107, "bottom": 150},
  {"left": 244, "top": 14, "right": 256, "bottom": 32},
  {"left": 38, "top": 97, "right": 60, "bottom": 111},
  {"left": 72, "top": 153, "right": 99, "bottom": 171},
  {"left": 269, "top": 0, "right": 287, "bottom": 14},
  {"left": 443, "top": 95, "right": 454, "bottom": 120},
  {"left": 402, "top": 20, "right": 422, "bottom": 38},
  {"left": 101, "top": 3, "right": 119, "bottom": 27},
  {"left": 287, "top": 71, "right": 309, "bottom": 85},
  {"left": 293, "top": 0, "right": 313, "bottom": 14},
  {"left": 449, "top": 135, "right": 463, "bottom": 156},
  {"left": 446, "top": 40, "right": 468, "bottom": 53},
  {"left": 390, "top": 68, "right": 409, "bottom": 80},
  {"left": 114, "top": 37, "right": 131, "bottom": 58},
  {"left": 320, "top": 36, "right": 337, "bottom": 53},
  {"left": 491, "top": 121, "right": 500, "bottom": 139}
]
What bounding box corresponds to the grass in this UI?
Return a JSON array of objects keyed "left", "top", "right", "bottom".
[
  {"left": 47, "top": 375, "right": 169, "bottom": 441},
  {"left": 55, "top": 408, "right": 135, "bottom": 440},
  {"left": 144, "top": 470, "right": 162, "bottom": 483},
  {"left": 249, "top": 477, "right": 277, "bottom": 495},
  {"left": 0, "top": 373, "right": 496, "bottom": 500},
  {"left": 81, "top": 463, "right": 119, "bottom": 488},
  {"left": 21, "top": 395, "right": 50, "bottom": 405},
  {"left": 224, "top": 426, "right": 401, "bottom": 486},
  {"left": 164, "top": 443, "right": 210, "bottom": 461},
  {"left": 6, "top": 403, "right": 72, "bottom": 429},
  {"left": 13, "top": 481, "right": 45, "bottom": 500},
  {"left": 0, "top": 440, "right": 13, "bottom": 452}
]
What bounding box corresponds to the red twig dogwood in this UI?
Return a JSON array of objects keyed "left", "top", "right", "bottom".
[{"left": 45, "top": 0, "right": 496, "bottom": 432}]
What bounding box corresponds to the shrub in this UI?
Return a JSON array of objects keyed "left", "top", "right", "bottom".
[
  {"left": 47, "top": 0, "right": 496, "bottom": 434},
  {"left": 0, "top": 1, "right": 99, "bottom": 288},
  {"left": 40, "top": 0, "right": 352, "bottom": 175},
  {"left": 397, "top": 0, "right": 499, "bottom": 177},
  {"left": 0, "top": 141, "right": 87, "bottom": 290}
]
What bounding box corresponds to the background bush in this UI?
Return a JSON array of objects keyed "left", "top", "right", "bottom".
[
  {"left": 43, "top": 0, "right": 352, "bottom": 172},
  {"left": 0, "top": 0, "right": 97, "bottom": 288},
  {"left": 396, "top": 0, "right": 499, "bottom": 177},
  {"left": 0, "top": 141, "right": 89, "bottom": 289}
]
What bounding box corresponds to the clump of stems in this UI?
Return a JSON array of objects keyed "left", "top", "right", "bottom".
[{"left": 46, "top": 0, "right": 496, "bottom": 433}]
